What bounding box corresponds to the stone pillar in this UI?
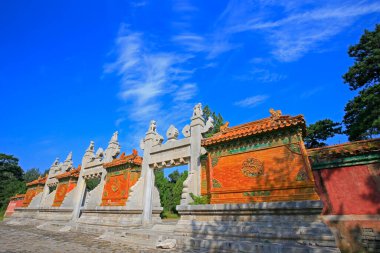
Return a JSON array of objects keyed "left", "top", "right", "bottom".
[
  {"left": 189, "top": 113, "right": 205, "bottom": 197},
  {"left": 71, "top": 142, "right": 94, "bottom": 220},
  {"left": 141, "top": 123, "right": 157, "bottom": 225},
  {"left": 38, "top": 157, "right": 60, "bottom": 208},
  {"left": 71, "top": 175, "right": 86, "bottom": 220},
  {"left": 181, "top": 103, "right": 205, "bottom": 205}
]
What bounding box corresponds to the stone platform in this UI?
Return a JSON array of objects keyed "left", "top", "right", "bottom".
[
  {"left": 6, "top": 200, "right": 340, "bottom": 252},
  {"left": 175, "top": 201, "right": 340, "bottom": 252}
]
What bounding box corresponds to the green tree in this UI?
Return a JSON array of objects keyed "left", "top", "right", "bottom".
[
  {"left": 43, "top": 168, "right": 50, "bottom": 176},
  {"left": 154, "top": 169, "right": 188, "bottom": 217},
  {"left": 0, "top": 153, "right": 23, "bottom": 181},
  {"left": 171, "top": 170, "right": 188, "bottom": 212},
  {"left": 0, "top": 153, "right": 26, "bottom": 212},
  {"left": 342, "top": 24, "right": 380, "bottom": 140},
  {"left": 23, "top": 168, "right": 41, "bottom": 183},
  {"left": 304, "top": 119, "right": 342, "bottom": 149},
  {"left": 203, "top": 105, "right": 225, "bottom": 138},
  {"left": 85, "top": 178, "right": 101, "bottom": 191}
]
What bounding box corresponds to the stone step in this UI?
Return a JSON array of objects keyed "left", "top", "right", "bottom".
[
  {"left": 178, "top": 220, "right": 329, "bottom": 228},
  {"left": 152, "top": 223, "right": 177, "bottom": 232},
  {"left": 179, "top": 230, "right": 337, "bottom": 247},
  {"left": 176, "top": 225, "right": 334, "bottom": 241},
  {"left": 184, "top": 238, "right": 340, "bottom": 253}
]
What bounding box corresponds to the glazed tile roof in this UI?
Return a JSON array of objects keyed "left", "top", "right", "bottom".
[
  {"left": 202, "top": 110, "right": 305, "bottom": 146},
  {"left": 103, "top": 149, "right": 143, "bottom": 168},
  {"left": 308, "top": 138, "right": 380, "bottom": 158},
  {"left": 10, "top": 194, "right": 25, "bottom": 200},
  {"left": 54, "top": 165, "right": 81, "bottom": 180},
  {"left": 26, "top": 176, "right": 47, "bottom": 186}
]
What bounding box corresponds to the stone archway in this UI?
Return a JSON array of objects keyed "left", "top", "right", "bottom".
[{"left": 126, "top": 103, "right": 214, "bottom": 225}]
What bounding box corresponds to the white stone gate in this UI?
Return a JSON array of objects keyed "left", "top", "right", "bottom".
[{"left": 126, "top": 103, "right": 213, "bottom": 224}]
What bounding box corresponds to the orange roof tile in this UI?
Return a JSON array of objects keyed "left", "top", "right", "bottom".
[
  {"left": 54, "top": 165, "right": 81, "bottom": 180},
  {"left": 103, "top": 149, "right": 142, "bottom": 168},
  {"left": 202, "top": 112, "right": 305, "bottom": 146},
  {"left": 10, "top": 194, "right": 25, "bottom": 200},
  {"left": 26, "top": 175, "right": 47, "bottom": 186},
  {"left": 308, "top": 138, "right": 380, "bottom": 158}
]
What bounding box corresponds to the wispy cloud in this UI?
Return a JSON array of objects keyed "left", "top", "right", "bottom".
[
  {"left": 173, "top": 83, "right": 197, "bottom": 101},
  {"left": 130, "top": 1, "right": 147, "bottom": 8},
  {"left": 236, "top": 68, "right": 286, "bottom": 83},
  {"left": 234, "top": 95, "right": 269, "bottom": 108},
  {"left": 300, "top": 86, "right": 323, "bottom": 98},
  {"left": 105, "top": 25, "right": 198, "bottom": 146},
  {"left": 172, "top": 34, "right": 207, "bottom": 52},
  {"left": 171, "top": 31, "right": 236, "bottom": 59},
  {"left": 219, "top": 0, "right": 380, "bottom": 62},
  {"left": 173, "top": 0, "right": 198, "bottom": 13}
]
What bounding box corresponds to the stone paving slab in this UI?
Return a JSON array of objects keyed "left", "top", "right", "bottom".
[{"left": 0, "top": 223, "right": 189, "bottom": 253}]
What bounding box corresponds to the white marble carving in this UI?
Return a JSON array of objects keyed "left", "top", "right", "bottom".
[
  {"left": 166, "top": 125, "right": 179, "bottom": 141},
  {"left": 136, "top": 103, "right": 210, "bottom": 224},
  {"left": 182, "top": 125, "right": 190, "bottom": 137},
  {"left": 71, "top": 132, "right": 120, "bottom": 220},
  {"left": 202, "top": 117, "right": 214, "bottom": 134}
]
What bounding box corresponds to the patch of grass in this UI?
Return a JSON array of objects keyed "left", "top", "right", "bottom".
[
  {"left": 160, "top": 210, "right": 180, "bottom": 219},
  {"left": 0, "top": 209, "right": 6, "bottom": 221},
  {"left": 189, "top": 193, "right": 210, "bottom": 205}
]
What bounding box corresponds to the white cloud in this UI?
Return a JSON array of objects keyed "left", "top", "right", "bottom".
[
  {"left": 220, "top": 0, "right": 380, "bottom": 62},
  {"left": 300, "top": 86, "right": 323, "bottom": 98},
  {"left": 236, "top": 68, "right": 286, "bottom": 83},
  {"left": 174, "top": 83, "right": 197, "bottom": 101},
  {"left": 234, "top": 95, "right": 269, "bottom": 108},
  {"left": 172, "top": 34, "right": 207, "bottom": 52},
  {"left": 130, "top": 1, "right": 147, "bottom": 8},
  {"left": 106, "top": 26, "right": 199, "bottom": 148},
  {"left": 173, "top": 0, "right": 198, "bottom": 13}
]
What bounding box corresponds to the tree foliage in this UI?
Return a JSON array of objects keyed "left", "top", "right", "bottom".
[
  {"left": 189, "top": 193, "right": 210, "bottom": 205},
  {"left": 304, "top": 119, "right": 342, "bottom": 149},
  {"left": 23, "top": 168, "right": 41, "bottom": 183},
  {"left": 155, "top": 169, "right": 188, "bottom": 216},
  {"left": 342, "top": 24, "right": 380, "bottom": 140},
  {"left": 86, "top": 178, "right": 101, "bottom": 191},
  {"left": 202, "top": 105, "right": 225, "bottom": 138},
  {"left": 0, "top": 153, "right": 23, "bottom": 181},
  {"left": 0, "top": 153, "right": 27, "bottom": 212}
]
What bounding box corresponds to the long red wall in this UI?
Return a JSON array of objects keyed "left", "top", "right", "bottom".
[
  {"left": 313, "top": 163, "right": 380, "bottom": 215},
  {"left": 4, "top": 195, "right": 25, "bottom": 217}
]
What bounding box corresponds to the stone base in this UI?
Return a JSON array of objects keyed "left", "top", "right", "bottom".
[
  {"left": 323, "top": 215, "right": 380, "bottom": 253},
  {"left": 36, "top": 208, "right": 73, "bottom": 221},
  {"left": 74, "top": 206, "right": 163, "bottom": 233},
  {"left": 5, "top": 208, "right": 73, "bottom": 226},
  {"left": 175, "top": 201, "right": 340, "bottom": 252},
  {"left": 5, "top": 208, "right": 40, "bottom": 226}
]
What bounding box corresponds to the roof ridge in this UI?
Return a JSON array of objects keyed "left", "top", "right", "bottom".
[
  {"left": 308, "top": 138, "right": 380, "bottom": 152},
  {"left": 202, "top": 114, "right": 305, "bottom": 146}
]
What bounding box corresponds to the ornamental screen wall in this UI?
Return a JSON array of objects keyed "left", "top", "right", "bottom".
[
  {"left": 71, "top": 132, "right": 120, "bottom": 219},
  {"left": 126, "top": 103, "right": 214, "bottom": 224},
  {"left": 28, "top": 152, "right": 74, "bottom": 209}
]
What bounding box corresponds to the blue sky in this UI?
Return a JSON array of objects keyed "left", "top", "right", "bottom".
[{"left": 1, "top": 0, "right": 379, "bottom": 173}]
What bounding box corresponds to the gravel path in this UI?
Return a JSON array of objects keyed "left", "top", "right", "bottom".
[{"left": 0, "top": 223, "right": 168, "bottom": 253}]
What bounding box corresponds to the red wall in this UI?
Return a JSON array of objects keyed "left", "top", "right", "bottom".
[
  {"left": 52, "top": 179, "right": 77, "bottom": 207},
  {"left": 203, "top": 144, "right": 320, "bottom": 204},
  {"left": 4, "top": 198, "right": 25, "bottom": 217},
  {"left": 313, "top": 163, "right": 380, "bottom": 215}
]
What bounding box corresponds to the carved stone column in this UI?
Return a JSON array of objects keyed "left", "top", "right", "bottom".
[
  {"left": 71, "top": 142, "right": 94, "bottom": 220},
  {"left": 181, "top": 103, "right": 205, "bottom": 204},
  {"left": 141, "top": 121, "right": 160, "bottom": 225},
  {"left": 190, "top": 110, "right": 205, "bottom": 196}
]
